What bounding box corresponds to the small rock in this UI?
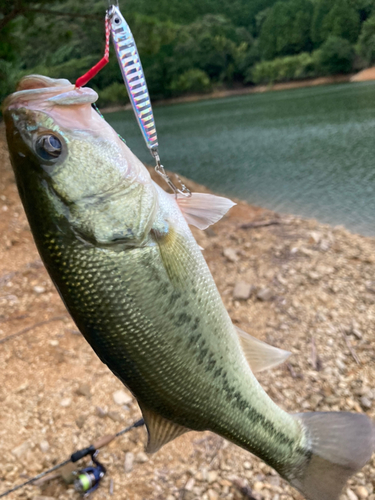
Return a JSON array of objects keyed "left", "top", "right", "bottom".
[
  {"left": 308, "top": 271, "right": 320, "bottom": 280},
  {"left": 113, "top": 389, "right": 132, "bottom": 406},
  {"left": 257, "top": 288, "right": 274, "bottom": 302},
  {"left": 33, "top": 285, "right": 46, "bottom": 294},
  {"left": 39, "top": 440, "right": 50, "bottom": 453},
  {"left": 207, "top": 489, "right": 219, "bottom": 500},
  {"left": 75, "top": 415, "right": 86, "bottom": 429},
  {"left": 347, "top": 489, "right": 359, "bottom": 500},
  {"left": 124, "top": 452, "right": 134, "bottom": 473},
  {"left": 95, "top": 406, "right": 107, "bottom": 418},
  {"left": 75, "top": 383, "right": 91, "bottom": 398},
  {"left": 309, "top": 231, "right": 321, "bottom": 244},
  {"left": 60, "top": 397, "right": 72, "bottom": 408},
  {"left": 107, "top": 411, "right": 123, "bottom": 422},
  {"left": 49, "top": 339, "right": 59, "bottom": 347},
  {"left": 12, "top": 441, "right": 30, "bottom": 459},
  {"left": 352, "top": 328, "right": 363, "bottom": 340},
  {"left": 233, "top": 281, "right": 255, "bottom": 300},
  {"left": 223, "top": 247, "right": 239, "bottom": 262},
  {"left": 356, "top": 486, "right": 369, "bottom": 499},
  {"left": 180, "top": 491, "right": 195, "bottom": 500},
  {"left": 16, "top": 382, "right": 29, "bottom": 393},
  {"left": 135, "top": 451, "right": 148, "bottom": 463},
  {"left": 207, "top": 470, "right": 218, "bottom": 483},
  {"left": 243, "top": 461, "right": 252, "bottom": 470},
  {"left": 185, "top": 478, "right": 195, "bottom": 491},
  {"left": 336, "top": 359, "right": 346, "bottom": 371},
  {"left": 253, "top": 482, "right": 264, "bottom": 492},
  {"left": 360, "top": 397, "right": 372, "bottom": 410}
]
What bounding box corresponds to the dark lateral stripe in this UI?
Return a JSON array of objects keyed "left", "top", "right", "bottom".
[{"left": 113, "top": 27, "right": 124, "bottom": 34}]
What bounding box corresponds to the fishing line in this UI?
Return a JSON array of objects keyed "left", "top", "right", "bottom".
[{"left": 0, "top": 418, "right": 144, "bottom": 498}]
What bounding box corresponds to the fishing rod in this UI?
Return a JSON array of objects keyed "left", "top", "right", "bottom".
[{"left": 0, "top": 418, "right": 144, "bottom": 498}]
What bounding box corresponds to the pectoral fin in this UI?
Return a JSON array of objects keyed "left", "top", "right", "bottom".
[
  {"left": 154, "top": 226, "right": 194, "bottom": 287},
  {"left": 235, "top": 326, "right": 291, "bottom": 373},
  {"left": 174, "top": 192, "right": 236, "bottom": 230},
  {"left": 139, "top": 403, "right": 189, "bottom": 453}
]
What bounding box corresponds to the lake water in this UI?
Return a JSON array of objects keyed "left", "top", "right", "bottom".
[{"left": 106, "top": 82, "right": 375, "bottom": 236}]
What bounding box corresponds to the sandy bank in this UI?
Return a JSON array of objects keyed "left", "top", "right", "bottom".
[{"left": 351, "top": 66, "right": 375, "bottom": 82}]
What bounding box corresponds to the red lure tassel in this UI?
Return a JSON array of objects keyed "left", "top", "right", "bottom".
[{"left": 75, "top": 15, "right": 110, "bottom": 88}]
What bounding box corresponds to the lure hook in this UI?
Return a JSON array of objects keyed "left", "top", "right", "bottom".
[{"left": 151, "top": 149, "right": 191, "bottom": 198}]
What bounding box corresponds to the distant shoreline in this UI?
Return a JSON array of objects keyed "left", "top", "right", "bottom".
[{"left": 100, "top": 74, "right": 353, "bottom": 114}]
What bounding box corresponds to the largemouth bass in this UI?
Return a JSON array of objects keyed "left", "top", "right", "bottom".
[{"left": 3, "top": 75, "right": 374, "bottom": 500}]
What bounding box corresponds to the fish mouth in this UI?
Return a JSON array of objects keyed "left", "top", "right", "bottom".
[{"left": 3, "top": 74, "right": 98, "bottom": 113}]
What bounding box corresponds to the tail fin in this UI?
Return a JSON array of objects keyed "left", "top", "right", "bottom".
[{"left": 287, "top": 412, "right": 374, "bottom": 500}]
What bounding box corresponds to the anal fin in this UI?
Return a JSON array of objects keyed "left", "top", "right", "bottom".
[{"left": 139, "top": 403, "right": 189, "bottom": 453}]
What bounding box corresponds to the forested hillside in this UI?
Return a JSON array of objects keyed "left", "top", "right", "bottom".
[{"left": 2, "top": 0, "right": 375, "bottom": 107}]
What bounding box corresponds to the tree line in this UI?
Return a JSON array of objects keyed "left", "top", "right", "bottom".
[{"left": 2, "top": 0, "right": 375, "bottom": 108}]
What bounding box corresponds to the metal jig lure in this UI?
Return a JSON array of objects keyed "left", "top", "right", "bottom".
[{"left": 107, "top": 4, "right": 191, "bottom": 197}]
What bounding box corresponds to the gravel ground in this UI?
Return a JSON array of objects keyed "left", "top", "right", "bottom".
[{"left": 0, "top": 129, "right": 374, "bottom": 500}]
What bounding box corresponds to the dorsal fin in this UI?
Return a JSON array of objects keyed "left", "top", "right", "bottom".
[
  {"left": 139, "top": 403, "right": 189, "bottom": 453},
  {"left": 174, "top": 192, "right": 235, "bottom": 230},
  {"left": 235, "top": 326, "right": 291, "bottom": 373}
]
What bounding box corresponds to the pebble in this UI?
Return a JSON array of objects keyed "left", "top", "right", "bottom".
[
  {"left": 360, "top": 396, "right": 372, "bottom": 410},
  {"left": 33, "top": 285, "right": 46, "bottom": 294},
  {"left": 75, "top": 383, "right": 91, "bottom": 398},
  {"left": 135, "top": 451, "right": 148, "bottom": 463},
  {"left": 352, "top": 328, "right": 363, "bottom": 340},
  {"left": 75, "top": 415, "right": 86, "bottom": 428},
  {"left": 39, "top": 440, "right": 49, "bottom": 453},
  {"left": 60, "top": 397, "right": 72, "bottom": 407},
  {"left": 95, "top": 406, "right": 107, "bottom": 418},
  {"left": 257, "top": 288, "right": 274, "bottom": 301},
  {"left": 356, "top": 486, "right": 369, "bottom": 499},
  {"left": 223, "top": 247, "right": 239, "bottom": 262},
  {"left": 253, "top": 481, "right": 264, "bottom": 492},
  {"left": 233, "top": 281, "right": 255, "bottom": 300},
  {"left": 207, "top": 470, "right": 218, "bottom": 483},
  {"left": 113, "top": 389, "right": 132, "bottom": 406},
  {"left": 108, "top": 410, "right": 123, "bottom": 422},
  {"left": 309, "top": 231, "right": 321, "bottom": 244},
  {"left": 207, "top": 489, "right": 219, "bottom": 500},
  {"left": 124, "top": 452, "right": 134, "bottom": 473},
  {"left": 347, "top": 489, "right": 359, "bottom": 500},
  {"left": 185, "top": 478, "right": 195, "bottom": 491},
  {"left": 12, "top": 441, "right": 30, "bottom": 459}
]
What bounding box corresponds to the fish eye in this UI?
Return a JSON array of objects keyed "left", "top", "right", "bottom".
[
  {"left": 35, "top": 134, "right": 62, "bottom": 161},
  {"left": 114, "top": 16, "right": 121, "bottom": 25}
]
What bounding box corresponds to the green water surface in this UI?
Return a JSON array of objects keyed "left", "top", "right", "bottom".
[{"left": 106, "top": 82, "right": 375, "bottom": 236}]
